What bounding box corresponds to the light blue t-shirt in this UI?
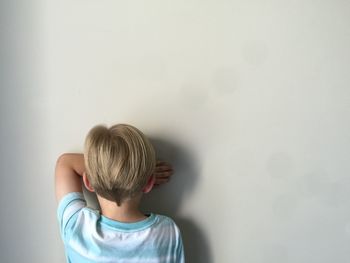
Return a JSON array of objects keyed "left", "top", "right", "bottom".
[{"left": 57, "top": 192, "right": 185, "bottom": 263}]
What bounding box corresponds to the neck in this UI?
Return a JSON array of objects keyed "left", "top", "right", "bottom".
[{"left": 97, "top": 194, "right": 147, "bottom": 223}]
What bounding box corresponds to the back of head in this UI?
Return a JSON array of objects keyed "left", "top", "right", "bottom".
[{"left": 84, "top": 123, "right": 156, "bottom": 206}]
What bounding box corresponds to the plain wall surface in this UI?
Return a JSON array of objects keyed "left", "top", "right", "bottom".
[{"left": 1, "top": 0, "right": 350, "bottom": 262}]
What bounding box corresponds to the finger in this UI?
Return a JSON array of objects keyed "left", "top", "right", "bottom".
[
  {"left": 156, "top": 162, "right": 171, "bottom": 168},
  {"left": 155, "top": 171, "right": 173, "bottom": 177},
  {"left": 155, "top": 168, "right": 173, "bottom": 175},
  {"left": 155, "top": 165, "right": 173, "bottom": 171}
]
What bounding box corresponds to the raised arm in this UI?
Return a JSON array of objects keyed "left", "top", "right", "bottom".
[{"left": 55, "top": 153, "right": 85, "bottom": 203}]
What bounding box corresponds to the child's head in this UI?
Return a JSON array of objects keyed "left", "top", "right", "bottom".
[{"left": 83, "top": 123, "right": 156, "bottom": 206}]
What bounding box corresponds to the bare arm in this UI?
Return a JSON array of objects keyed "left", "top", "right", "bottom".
[{"left": 55, "top": 153, "right": 85, "bottom": 203}]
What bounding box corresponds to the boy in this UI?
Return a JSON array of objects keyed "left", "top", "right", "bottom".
[{"left": 55, "top": 123, "right": 185, "bottom": 262}]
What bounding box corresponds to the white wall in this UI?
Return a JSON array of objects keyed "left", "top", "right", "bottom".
[{"left": 2, "top": 0, "right": 350, "bottom": 262}]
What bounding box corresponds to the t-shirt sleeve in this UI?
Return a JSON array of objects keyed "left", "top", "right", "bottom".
[
  {"left": 176, "top": 226, "right": 185, "bottom": 263},
  {"left": 57, "top": 192, "right": 86, "bottom": 241}
]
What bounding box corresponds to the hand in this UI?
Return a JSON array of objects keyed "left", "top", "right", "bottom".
[{"left": 153, "top": 161, "right": 174, "bottom": 187}]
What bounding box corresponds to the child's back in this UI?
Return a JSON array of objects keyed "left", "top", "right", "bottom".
[
  {"left": 58, "top": 192, "right": 184, "bottom": 262},
  {"left": 55, "top": 124, "right": 184, "bottom": 262}
]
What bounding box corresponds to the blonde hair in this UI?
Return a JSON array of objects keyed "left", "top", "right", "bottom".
[{"left": 84, "top": 123, "right": 156, "bottom": 206}]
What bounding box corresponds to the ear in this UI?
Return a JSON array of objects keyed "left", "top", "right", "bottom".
[
  {"left": 142, "top": 175, "right": 155, "bottom": 194},
  {"left": 83, "top": 172, "right": 95, "bottom": 192}
]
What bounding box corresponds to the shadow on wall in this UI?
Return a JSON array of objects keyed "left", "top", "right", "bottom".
[{"left": 140, "top": 137, "right": 212, "bottom": 263}]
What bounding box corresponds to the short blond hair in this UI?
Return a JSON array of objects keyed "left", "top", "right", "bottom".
[{"left": 84, "top": 123, "right": 156, "bottom": 206}]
